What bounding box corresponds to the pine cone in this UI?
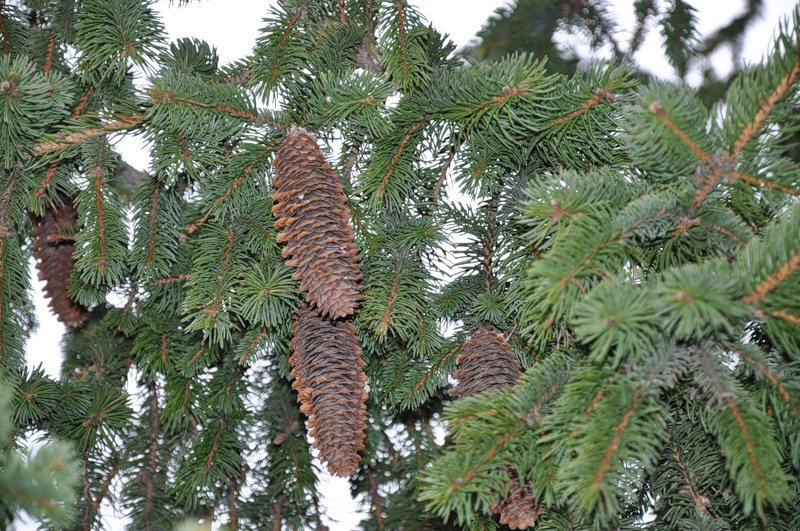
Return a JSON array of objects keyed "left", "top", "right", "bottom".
[
  {"left": 32, "top": 194, "right": 88, "bottom": 327},
  {"left": 451, "top": 326, "right": 532, "bottom": 526},
  {"left": 450, "top": 325, "right": 520, "bottom": 399},
  {"left": 289, "top": 304, "right": 368, "bottom": 476},
  {"left": 492, "top": 472, "right": 542, "bottom": 530},
  {"left": 273, "top": 130, "right": 363, "bottom": 319}
]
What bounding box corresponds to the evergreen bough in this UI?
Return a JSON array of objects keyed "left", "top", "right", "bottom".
[{"left": 0, "top": 0, "right": 798, "bottom": 529}]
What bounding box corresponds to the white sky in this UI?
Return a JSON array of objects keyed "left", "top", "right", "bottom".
[{"left": 21, "top": 0, "right": 799, "bottom": 529}]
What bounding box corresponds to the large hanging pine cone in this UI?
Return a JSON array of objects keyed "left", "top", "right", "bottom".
[
  {"left": 451, "top": 326, "right": 537, "bottom": 527},
  {"left": 491, "top": 471, "right": 542, "bottom": 530},
  {"left": 272, "top": 129, "right": 363, "bottom": 319},
  {"left": 32, "top": 194, "right": 88, "bottom": 327},
  {"left": 289, "top": 304, "right": 368, "bottom": 477},
  {"left": 450, "top": 325, "right": 520, "bottom": 399}
]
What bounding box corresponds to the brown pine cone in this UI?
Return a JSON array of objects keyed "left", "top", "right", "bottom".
[
  {"left": 289, "top": 304, "right": 368, "bottom": 477},
  {"left": 450, "top": 325, "right": 520, "bottom": 399},
  {"left": 273, "top": 130, "right": 363, "bottom": 319},
  {"left": 32, "top": 194, "right": 87, "bottom": 327},
  {"left": 492, "top": 472, "right": 542, "bottom": 529},
  {"left": 452, "top": 325, "right": 535, "bottom": 526}
]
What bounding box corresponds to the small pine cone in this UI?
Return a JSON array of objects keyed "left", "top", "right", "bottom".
[
  {"left": 450, "top": 325, "right": 520, "bottom": 399},
  {"left": 289, "top": 304, "right": 368, "bottom": 477},
  {"left": 492, "top": 473, "right": 542, "bottom": 529},
  {"left": 273, "top": 130, "right": 363, "bottom": 319},
  {"left": 32, "top": 194, "right": 87, "bottom": 327}
]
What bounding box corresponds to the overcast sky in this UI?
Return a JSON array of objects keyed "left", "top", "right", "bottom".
[{"left": 22, "top": 0, "right": 799, "bottom": 529}]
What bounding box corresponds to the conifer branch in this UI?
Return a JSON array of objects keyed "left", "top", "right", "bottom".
[
  {"left": 185, "top": 343, "right": 206, "bottom": 371},
  {"left": 81, "top": 461, "right": 92, "bottom": 531},
  {"left": 430, "top": 144, "right": 456, "bottom": 212},
  {"left": 342, "top": 141, "right": 361, "bottom": 187},
  {"left": 690, "top": 166, "right": 725, "bottom": 207},
  {"left": 450, "top": 431, "right": 514, "bottom": 492},
  {"left": 35, "top": 163, "right": 59, "bottom": 199},
  {"left": 670, "top": 440, "right": 716, "bottom": 518},
  {"left": 649, "top": 102, "right": 710, "bottom": 160},
  {"left": 0, "top": 238, "right": 6, "bottom": 365},
  {"left": 389, "top": 343, "right": 410, "bottom": 393},
  {"left": 732, "top": 60, "right": 800, "bottom": 155},
  {"left": 743, "top": 250, "right": 800, "bottom": 304},
  {"left": 509, "top": 335, "right": 540, "bottom": 363},
  {"left": 377, "top": 264, "right": 402, "bottom": 341},
  {"left": 144, "top": 382, "right": 160, "bottom": 530},
  {"left": 732, "top": 345, "right": 800, "bottom": 420},
  {"left": 768, "top": 308, "right": 800, "bottom": 325},
  {"left": 448, "top": 381, "right": 562, "bottom": 493},
  {"left": 229, "top": 476, "right": 238, "bottom": 531},
  {"left": 183, "top": 214, "right": 209, "bottom": 235},
  {"left": 237, "top": 327, "right": 268, "bottom": 364},
  {"left": 150, "top": 273, "right": 191, "bottom": 286},
  {"left": 0, "top": 170, "right": 17, "bottom": 233},
  {"left": 696, "top": 349, "right": 767, "bottom": 499},
  {"left": 730, "top": 170, "right": 799, "bottom": 197},
  {"left": 146, "top": 181, "right": 160, "bottom": 269},
  {"left": 405, "top": 344, "right": 459, "bottom": 404},
  {"left": 469, "top": 82, "right": 530, "bottom": 117},
  {"left": 73, "top": 88, "right": 93, "bottom": 117},
  {"left": 90, "top": 154, "right": 108, "bottom": 277},
  {"left": 407, "top": 420, "right": 424, "bottom": 471},
  {"left": 34, "top": 115, "right": 142, "bottom": 156},
  {"left": 212, "top": 141, "right": 277, "bottom": 209},
  {"left": 202, "top": 421, "right": 226, "bottom": 477},
  {"left": 268, "top": 12, "right": 299, "bottom": 87},
  {"left": 206, "top": 225, "right": 235, "bottom": 327},
  {"left": 149, "top": 90, "right": 288, "bottom": 129},
  {"left": 549, "top": 87, "right": 615, "bottom": 125},
  {"left": 395, "top": 0, "right": 409, "bottom": 80},
  {"left": 377, "top": 115, "right": 427, "bottom": 199},
  {"left": 705, "top": 221, "right": 747, "bottom": 246},
  {"left": 43, "top": 30, "right": 55, "bottom": 75},
  {"left": 591, "top": 390, "right": 642, "bottom": 490},
  {"left": 92, "top": 455, "right": 124, "bottom": 513},
  {"left": 367, "top": 467, "right": 386, "bottom": 529}
]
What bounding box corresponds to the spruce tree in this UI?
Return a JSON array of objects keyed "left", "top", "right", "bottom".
[{"left": 1, "top": 0, "right": 799, "bottom": 529}]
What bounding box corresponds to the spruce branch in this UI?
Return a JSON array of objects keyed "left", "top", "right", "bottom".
[
  {"left": 731, "top": 60, "right": 800, "bottom": 155},
  {"left": 648, "top": 101, "right": 710, "bottom": 161},
  {"left": 143, "top": 382, "right": 160, "bottom": 529},
  {"left": 693, "top": 346, "right": 791, "bottom": 515},
  {"left": 729, "top": 170, "right": 799, "bottom": 197},
  {"left": 401, "top": 343, "right": 458, "bottom": 409},
  {"left": 376, "top": 114, "right": 428, "bottom": 201},
  {"left": 549, "top": 87, "right": 616, "bottom": 126},
  {"left": 669, "top": 439, "right": 718, "bottom": 520},
  {"left": 768, "top": 308, "right": 800, "bottom": 325},
  {"left": 744, "top": 250, "right": 800, "bottom": 305},
  {"left": 148, "top": 89, "right": 288, "bottom": 129},
  {"left": 34, "top": 114, "right": 142, "bottom": 156},
  {"left": 731, "top": 343, "right": 800, "bottom": 421}
]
